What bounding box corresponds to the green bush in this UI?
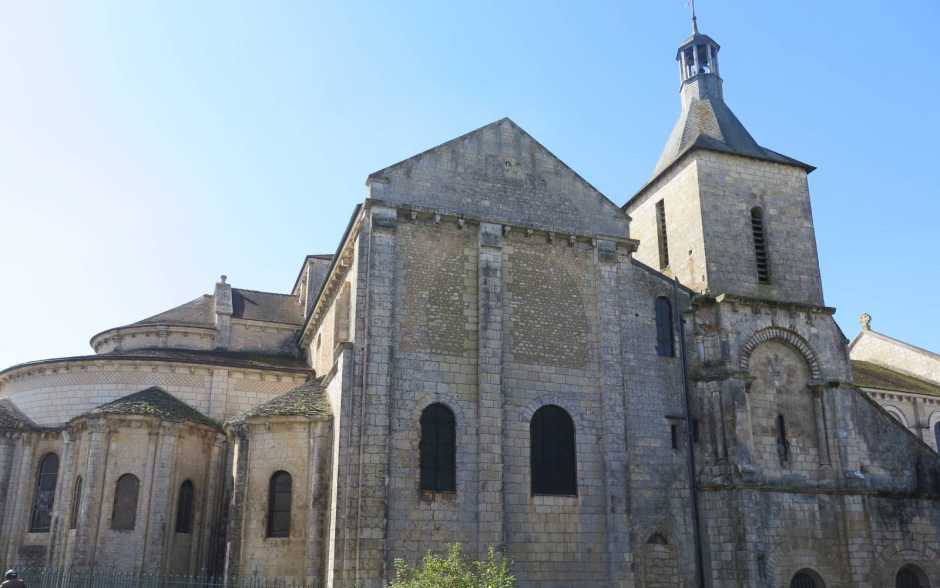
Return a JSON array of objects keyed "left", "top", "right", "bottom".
[{"left": 389, "top": 544, "right": 514, "bottom": 588}]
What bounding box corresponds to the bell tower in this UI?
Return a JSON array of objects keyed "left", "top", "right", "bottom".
[{"left": 625, "top": 15, "right": 824, "bottom": 307}]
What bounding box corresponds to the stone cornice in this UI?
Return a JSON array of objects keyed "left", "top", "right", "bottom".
[
  {"left": 90, "top": 324, "right": 217, "bottom": 353},
  {"left": 0, "top": 355, "right": 311, "bottom": 388},
  {"left": 704, "top": 292, "right": 836, "bottom": 316}
]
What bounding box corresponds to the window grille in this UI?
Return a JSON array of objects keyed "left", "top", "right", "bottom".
[
  {"left": 267, "top": 471, "right": 292, "bottom": 538},
  {"left": 419, "top": 403, "right": 456, "bottom": 492},
  {"left": 530, "top": 405, "right": 577, "bottom": 495},
  {"left": 751, "top": 207, "right": 770, "bottom": 284},
  {"left": 29, "top": 454, "right": 59, "bottom": 532},
  {"left": 112, "top": 474, "right": 140, "bottom": 531},
  {"left": 656, "top": 200, "right": 670, "bottom": 269}
]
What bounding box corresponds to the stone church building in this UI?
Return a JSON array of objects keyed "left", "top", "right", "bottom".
[{"left": 1, "top": 19, "right": 939, "bottom": 588}]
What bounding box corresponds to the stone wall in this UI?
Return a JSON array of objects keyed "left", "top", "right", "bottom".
[{"left": 0, "top": 360, "right": 308, "bottom": 425}]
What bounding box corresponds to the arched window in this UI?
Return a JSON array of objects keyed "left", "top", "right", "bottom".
[
  {"left": 790, "top": 569, "right": 824, "bottom": 588},
  {"left": 111, "top": 474, "right": 140, "bottom": 531},
  {"left": 29, "top": 453, "right": 59, "bottom": 532},
  {"left": 776, "top": 414, "right": 790, "bottom": 464},
  {"left": 175, "top": 480, "right": 194, "bottom": 534},
  {"left": 419, "top": 403, "right": 456, "bottom": 492},
  {"left": 69, "top": 476, "right": 83, "bottom": 530},
  {"left": 530, "top": 405, "right": 577, "bottom": 496},
  {"left": 934, "top": 422, "right": 940, "bottom": 453},
  {"left": 896, "top": 564, "right": 928, "bottom": 588},
  {"left": 655, "top": 297, "right": 674, "bottom": 357},
  {"left": 751, "top": 207, "right": 770, "bottom": 284},
  {"left": 267, "top": 471, "right": 292, "bottom": 538}
]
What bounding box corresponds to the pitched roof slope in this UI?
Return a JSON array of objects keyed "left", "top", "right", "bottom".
[
  {"left": 231, "top": 379, "right": 330, "bottom": 423},
  {"left": 0, "top": 400, "right": 36, "bottom": 430},
  {"left": 232, "top": 289, "right": 303, "bottom": 325},
  {"left": 133, "top": 295, "right": 215, "bottom": 328},
  {"left": 83, "top": 387, "right": 219, "bottom": 428},
  {"left": 852, "top": 361, "right": 940, "bottom": 398},
  {"left": 653, "top": 95, "right": 813, "bottom": 178}
]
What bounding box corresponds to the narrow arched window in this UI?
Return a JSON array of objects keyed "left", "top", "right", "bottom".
[
  {"left": 69, "top": 476, "right": 83, "bottom": 530},
  {"left": 790, "top": 569, "right": 824, "bottom": 588},
  {"left": 655, "top": 297, "right": 675, "bottom": 357},
  {"left": 896, "top": 565, "right": 927, "bottom": 588},
  {"left": 267, "top": 471, "right": 292, "bottom": 538},
  {"left": 776, "top": 414, "right": 790, "bottom": 464},
  {"left": 934, "top": 422, "right": 940, "bottom": 453},
  {"left": 112, "top": 474, "right": 140, "bottom": 531},
  {"left": 751, "top": 207, "right": 770, "bottom": 284},
  {"left": 29, "top": 453, "right": 59, "bottom": 532},
  {"left": 531, "top": 405, "right": 577, "bottom": 496},
  {"left": 419, "top": 403, "right": 456, "bottom": 492},
  {"left": 175, "top": 480, "right": 194, "bottom": 534}
]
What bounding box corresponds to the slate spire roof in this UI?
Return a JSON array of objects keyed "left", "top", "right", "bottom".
[
  {"left": 80, "top": 387, "right": 219, "bottom": 429},
  {"left": 652, "top": 23, "right": 813, "bottom": 179}
]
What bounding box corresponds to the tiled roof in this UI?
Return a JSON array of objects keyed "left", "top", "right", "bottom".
[
  {"left": 653, "top": 96, "right": 812, "bottom": 178},
  {"left": 84, "top": 387, "right": 220, "bottom": 429},
  {"left": 0, "top": 400, "right": 35, "bottom": 430},
  {"left": 852, "top": 361, "right": 940, "bottom": 398},
  {"left": 232, "top": 289, "right": 303, "bottom": 325},
  {"left": 231, "top": 379, "right": 331, "bottom": 423},
  {"left": 133, "top": 295, "right": 216, "bottom": 328}
]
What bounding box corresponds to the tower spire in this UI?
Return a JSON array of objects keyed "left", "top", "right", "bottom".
[{"left": 689, "top": 0, "right": 699, "bottom": 34}]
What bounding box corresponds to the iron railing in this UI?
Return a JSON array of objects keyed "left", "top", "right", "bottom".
[{"left": 13, "top": 567, "right": 322, "bottom": 588}]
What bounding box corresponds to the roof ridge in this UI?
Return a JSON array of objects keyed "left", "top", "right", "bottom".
[{"left": 232, "top": 287, "right": 294, "bottom": 297}]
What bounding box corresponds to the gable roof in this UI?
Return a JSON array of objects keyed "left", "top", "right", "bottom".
[
  {"left": 852, "top": 361, "right": 940, "bottom": 398},
  {"left": 366, "top": 118, "right": 629, "bottom": 238},
  {"left": 82, "top": 387, "right": 219, "bottom": 429},
  {"left": 133, "top": 295, "right": 215, "bottom": 328},
  {"left": 230, "top": 379, "right": 330, "bottom": 423}
]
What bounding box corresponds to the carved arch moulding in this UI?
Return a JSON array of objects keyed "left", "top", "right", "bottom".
[{"left": 739, "top": 327, "right": 822, "bottom": 382}]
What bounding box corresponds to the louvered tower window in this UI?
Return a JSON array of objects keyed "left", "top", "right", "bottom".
[
  {"left": 530, "top": 405, "right": 577, "bottom": 495},
  {"left": 419, "top": 403, "right": 457, "bottom": 492},
  {"left": 656, "top": 200, "right": 669, "bottom": 269},
  {"left": 29, "top": 453, "right": 59, "bottom": 532},
  {"left": 751, "top": 207, "right": 770, "bottom": 284}
]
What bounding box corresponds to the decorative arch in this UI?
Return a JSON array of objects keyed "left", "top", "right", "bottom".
[
  {"left": 883, "top": 405, "right": 909, "bottom": 427},
  {"left": 896, "top": 564, "right": 930, "bottom": 588},
  {"left": 739, "top": 327, "right": 822, "bottom": 381}
]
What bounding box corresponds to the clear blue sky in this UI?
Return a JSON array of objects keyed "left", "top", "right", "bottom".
[{"left": 1, "top": 0, "right": 938, "bottom": 369}]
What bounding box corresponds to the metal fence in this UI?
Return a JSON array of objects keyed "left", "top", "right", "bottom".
[{"left": 14, "top": 568, "right": 323, "bottom": 588}]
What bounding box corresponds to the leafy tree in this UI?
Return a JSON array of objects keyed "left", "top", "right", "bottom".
[{"left": 390, "top": 544, "right": 514, "bottom": 588}]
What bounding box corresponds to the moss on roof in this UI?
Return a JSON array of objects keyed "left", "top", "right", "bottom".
[
  {"left": 0, "top": 400, "right": 35, "bottom": 431},
  {"left": 85, "top": 387, "right": 220, "bottom": 429},
  {"left": 231, "top": 379, "right": 331, "bottom": 423},
  {"left": 852, "top": 361, "right": 940, "bottom": 398}
]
